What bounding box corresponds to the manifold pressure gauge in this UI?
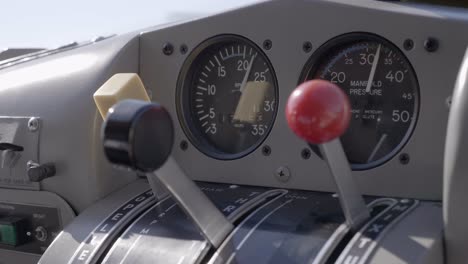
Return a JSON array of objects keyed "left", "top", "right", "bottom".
[
  {"left": 301, "top": 33, "right": 420, "bottom": 170},
  {"left": 178, "top": 35, "right": 279, "bottom": 159}
]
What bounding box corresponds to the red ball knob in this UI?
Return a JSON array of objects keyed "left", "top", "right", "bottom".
[{"left": 286, "top": 80, "right": 351, "bottom": 144}]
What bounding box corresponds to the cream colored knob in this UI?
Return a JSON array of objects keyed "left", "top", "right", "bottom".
[{"left": 93, "top": 73, "right": 150, "bottom": 119}]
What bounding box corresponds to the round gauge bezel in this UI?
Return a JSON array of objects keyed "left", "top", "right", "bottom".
[
  {"left": 176, "top": 34, "right": 279, "bottom": 160},
  {"left": 299, "top": 32, "right": 420, "bottom": 170}
]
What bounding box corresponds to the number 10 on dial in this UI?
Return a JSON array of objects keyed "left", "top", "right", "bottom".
[{"left": 178, "top": 35, "right": 279, "bottom": 160}]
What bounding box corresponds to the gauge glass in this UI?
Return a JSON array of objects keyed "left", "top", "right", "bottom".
[
  {"left": 302, "top": 33, "right": 419, "bottom": 170},
  {"left": 178, "top": 35, "right": 278, "bottom": 159}
]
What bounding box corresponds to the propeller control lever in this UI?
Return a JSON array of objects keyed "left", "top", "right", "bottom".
[{"left": 286, "top": 79, "right": 370, "bottom": 230}]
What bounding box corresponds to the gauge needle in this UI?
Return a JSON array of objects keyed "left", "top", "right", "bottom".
[
  {"left": 365, "top": 44, "right": 381, "bottom": 93},
  {"left": 367, "top": 133, "right": 387, "bottom": 163},
  {"left": 239, "top": 55, "right": 256, "bottom": 93}
]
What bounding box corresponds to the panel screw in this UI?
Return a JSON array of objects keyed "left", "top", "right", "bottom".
[
  {"left": 424, "top": 37, "right": 439, "bottom": 52},
  {"left": 399, "top": 153, "right": 410, "bottom": 165},
  {"left": 403, "top": 39, "right": 414, "bottom": 51},
  {"left": 180, "top": 44, "right": 188, "bottom": 55},
  {"left": 27, "top": 160, "right": 36, "bottom": 168},
  {"left": 263, "top": 39, "right": 272, "bottom": 50},
  {"left": 27, "top": 117, "right": 40, "bottom": 132},
  {"left": 262, "top": 145, "right": 271, "bottom": 156},
  {"left": 301, "top": 148, "right": 311, "bottom": 159},
  {"left": 446, "top": 96, "right": 452, "bottom": 109},
  {"left": 180, "top": 140, "right": 188, "bottom": 151},
  {"left": 303, "top": 41, "right": 312, "bottom": 53},
  {"left": 275, "top": 166, "right": 291, "bottom": 182},
  {"left": 162, "top": 42, "right": 174, "bottom": 55}
]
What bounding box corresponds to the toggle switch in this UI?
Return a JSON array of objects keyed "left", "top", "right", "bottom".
[
  {"left": 34, "top": 226, "right": 48, "bottom": 242},
  {"left": 27, "top": 162, "right": 56, "bottom": 182},
  {"left": 286, "top": 79, "right": 370, "bottom": 230}
]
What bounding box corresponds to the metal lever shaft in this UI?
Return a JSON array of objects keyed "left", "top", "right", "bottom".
[
  {"left": 149, "top": 157, "right": 233, "bottom": 247},
  {"left": 320, "top": 139, "right": 370, "bottom": 230},
  {"left": 285, "top": 80, "right": 370, "bottom": 230},
  {"left": 102, "top": 99, "right": 233, "bottom": 248}
]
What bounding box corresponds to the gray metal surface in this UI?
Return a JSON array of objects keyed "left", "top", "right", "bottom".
[
  {"left": 209, "top": 190, "right": 346, "bottom": 264},
  {"left": 66, "top": 189, "right": 155, "bottom": 264},
  {"left": 0, "top": 32, "right": 140, "bottom": 212},
  {"left": 39, "top": 180, "right": 151, "bottom": 264},
  {"left": 102, "top": 197, "right": 206, "bottom": 264},
  {"left": 40, "top": 181, "right": 443, "bottom": 264},
  {"left": 102, "top": 182, "right": 277, "bottom": 264},
  {"left": 140, "top": 0, "right": 468, "bottom": 200},
  {"left": 368, "top": 202, "right": 443, "bottom": 264},
  {"left": 0, "top": 48, "right": 43, "bottom": 62},
  {"left": 443, "top": 47, "right": 468, "bottom": 264},
  {"left": 336, "top": 199, "right": 419, "bottom": 264}
]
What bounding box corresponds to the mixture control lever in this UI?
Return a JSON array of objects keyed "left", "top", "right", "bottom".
[{"left": 285, "top": 79, "right": 370, "bottom": 230}]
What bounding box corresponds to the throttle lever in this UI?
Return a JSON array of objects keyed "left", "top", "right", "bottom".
[
  {"left": 286, "top": 80, "right": 370, "bottom": 230},
  {"left": 102, "top": 99, "right": 233, "bottom": 248}
]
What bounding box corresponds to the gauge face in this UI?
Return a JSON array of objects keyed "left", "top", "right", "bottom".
[
  {"left": 178, "top": 35, "right": 278, "bottom": 159},
  {"left": 302, "top": 33, "right": 419, "bottom": 170}
]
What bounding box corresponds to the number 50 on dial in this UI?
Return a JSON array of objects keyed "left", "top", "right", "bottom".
[{"left": 301, "top": 33, "right": 419, "bottom": 170}]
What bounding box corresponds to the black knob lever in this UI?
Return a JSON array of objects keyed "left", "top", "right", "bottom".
[
  {"left": 103, "top": 99, "right": 173, "bottom": 172},
  {"left": 27, "top": 162, "right": 56, "bottom": 182},
  {"left": 102, "top": 99, "right": 233, "bottom": 248}
]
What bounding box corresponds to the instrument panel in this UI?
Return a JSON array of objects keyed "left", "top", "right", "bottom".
[
  {"left": 139, "top": 0, "right": 468, "bottom": 200},
  {"left": 177, "top": 31, "right": 420, "bottom": 170},
  {"left": 2, "top": 1, "right": 468, "bottom": 263},
  {"left": 178, "top": 35, "right": 279, "bottom": 159},
  {"left": 301, "top": 33, "right": 420, "bottom": 170}
]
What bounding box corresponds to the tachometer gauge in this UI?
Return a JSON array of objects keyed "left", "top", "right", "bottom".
[
  {"left": 178, "top": 35, "right": 278, "bottom": 159},
  {"left": 301, "top": 33, "right": 419, "bottom": 170}
]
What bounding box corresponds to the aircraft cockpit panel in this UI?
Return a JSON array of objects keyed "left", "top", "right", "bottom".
[{"left": 1, "top": 1, "right": 468, "bottom": 263}]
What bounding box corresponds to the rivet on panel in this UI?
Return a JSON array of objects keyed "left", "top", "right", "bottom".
[{"left": 275, "top": 166, "right": 291, "bottom": 183}]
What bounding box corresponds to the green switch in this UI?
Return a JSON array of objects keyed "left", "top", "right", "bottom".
[
  {"left": 0, "top": 217, "right": 28, "bottom": 246},
  {"left": 0, "top": 224, "right": 17, "bottom": 245}
]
